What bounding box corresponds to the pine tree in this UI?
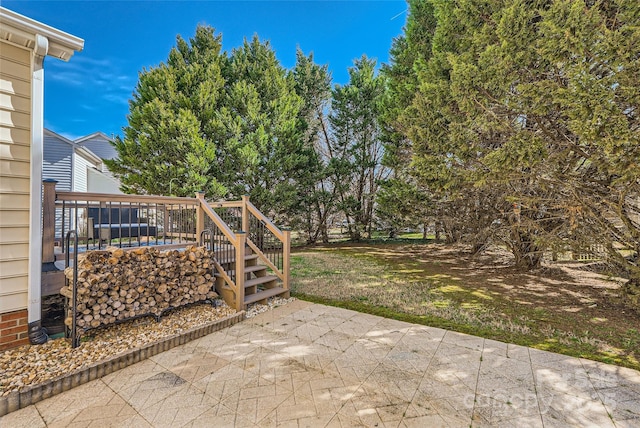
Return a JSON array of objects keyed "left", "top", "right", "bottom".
[
  {"left": 107, "top": 27, "right": 311, "bottom": 221},
  {"left": 394, "top": 0, "right": 640, "bottom": 290},
  {"left": 378, "top": 0, "right": 437, "bottom": 238},
  {"left": 106, "top": 26, "right": 226, "bottom": 197},
  {"left": 292, "top": 49, "right": 334, "bottom": 243},
  {"left": 211, "top": 35, "right": 309, "bottom": 217},
  {"left": 330, "top": 56, "right": 388, "bottom": 240}
]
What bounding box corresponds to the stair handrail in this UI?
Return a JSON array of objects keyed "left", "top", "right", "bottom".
[
  {"left": 196, "top": 193, "right": 239, "bottom": 246},
  {"left": 244, "top": 198, "right": 284, "bottom": 241},
  {"left": 195, "top": 193, "right": 245, "bottom": 310},
  {"left": 241, "top": 195, "right": 291, "bottom": 294}
]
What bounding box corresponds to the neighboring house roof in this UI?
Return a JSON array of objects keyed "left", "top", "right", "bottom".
[
  {"left": 75, "top": 145, "right": 103, "bottom": 166},
  {"left": 74, "top": 132, "right": 118, "bottom": 161},
  {"left": 74, "top": 131, "right": 112, "bottom": 144},
  {"left": 44, "top": 128, "right": 112, "bottom": 166},
  {"left": 0, "top": 6, "right": 84, "bottom": 60},
  {"left": 44, "top": 128, "right": 75, "bottom": 146},
  {"left": 43, "top": 127, "right": 122, "bottom": 192}
]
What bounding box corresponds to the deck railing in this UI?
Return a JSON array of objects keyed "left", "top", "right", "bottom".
[
  {"left": 42, "top": 181, "right": 290, "bottom": 311},
  {"left": 194, "top": 193, "right": 291, "bottom": 310}
]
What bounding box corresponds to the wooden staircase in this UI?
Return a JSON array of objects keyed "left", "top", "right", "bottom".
[{"left": 214, "top": 248, "right": 289, "bottom": 308}]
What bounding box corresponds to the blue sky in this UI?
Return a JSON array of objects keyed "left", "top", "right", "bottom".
[{"left": 4, "top": 0, "right": 407, "bottom": 140}]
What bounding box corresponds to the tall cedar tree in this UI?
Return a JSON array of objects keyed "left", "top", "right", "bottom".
[
  {"left": 107, "top": 27, "right": 311, "bottom": 221},
  {"left": 394, "top": 0, "right": 640, "bottom": 295},
  {"left": 330, "top": 56, "right": 389, "bottom": 240},
  {"left": 292, "top": 49, "right": 335, "bottom": 244},
  {"left": 212, "top": 35, "right": 311, "bottom": 219},
  {"left": 106, "top": 26, "right": 225, "bottom": 197},
  {"left": 378, "top": 0, "right": 437, "bottom": 238}
]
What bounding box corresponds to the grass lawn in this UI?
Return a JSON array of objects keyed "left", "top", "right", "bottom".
[{"left": 290, "top": 241, "right": 640, "bottom": 371}]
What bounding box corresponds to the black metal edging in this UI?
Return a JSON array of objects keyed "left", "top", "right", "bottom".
[
  {"left": 0, "top": 311, "right": 246, "bottom": 417},
  {"left": 64, "top": 230, "right": 80, "bottom": 348},
  {"left": 200, "top": 228, "right": 212, "bottom": 251},
  {"left": 61, "top": 240, "right": 222, "bottom": 345}
]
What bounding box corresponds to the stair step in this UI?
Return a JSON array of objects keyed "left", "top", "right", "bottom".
[
  {"left": 244, "top": 287, "right": 288, "bottom": 305},
  {"left": 215, "top": 264, "right": 267, "bottom": 278},
  {"left": 244, "top": 275, "right": 278, "bottom": 289},
  {"left": 216, "top": 253, "right": 258, "bottom": 265}
]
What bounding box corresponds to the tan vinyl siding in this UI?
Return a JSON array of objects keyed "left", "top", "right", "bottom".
[
  {"left": 0, "top": 191, "right": 30, "bottom": 208},
  {"left": 0, "top": 209, "right": 30, "bottom": 225},
  {"left": 0, "top": 171, "right": 29, "bottom": 193},
  {"left": 0, "top": 125, "right": 29, "bottom": 144},
  {"left": 0, "top": 109, "right": 30, "bottom": 128},
  {"left": 0, "top": 293, "right": 27, "bottom": 317},
  {"left": 0, "top": 39, "right": 31, "bottom": 313},
  {"left": 0, "top": 158, "right": 29, "bottom": 177},
  {"left": 0, "top": 72, "right": 30, "bottom": 96},
  {"left": 0, "top": 242, "right": 29, "bottom": 260},
  {"left": 0, "top": 275, "right": 30, "bottom": 294},
  {"left": 0, "top": 140, "right": 30, "bottom": 160},
  {"left": 0, "top": 259, "right": 30, "bottom": 278}
]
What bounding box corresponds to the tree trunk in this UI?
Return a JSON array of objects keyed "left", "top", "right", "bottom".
[
  {"left": 623, "top": 278, "right": 640, "bottom": 307},
  {"left": 435, "top": 220, "right": 442, "bottom": 243},
  {"left": 510, "top": 230, "right": 542, "bottom": 270}
]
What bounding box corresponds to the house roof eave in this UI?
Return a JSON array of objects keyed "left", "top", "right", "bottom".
[{"left": 0, "top": 6, "right": 84, "bottom": 61}]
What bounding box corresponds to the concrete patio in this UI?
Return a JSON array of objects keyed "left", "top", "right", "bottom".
[{"left": 1, "top": 299, "right": 639, "bottom": 427}]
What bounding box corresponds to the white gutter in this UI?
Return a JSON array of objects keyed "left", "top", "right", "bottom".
[
  {"left": 28, "top": 37, "right": 47, "bottom": 326},
  {"left": 0, "top": 7, "right": 84, "bottom": 60},
  {"left": 1, "top": 6, "right": 84, "bottom": 342}
]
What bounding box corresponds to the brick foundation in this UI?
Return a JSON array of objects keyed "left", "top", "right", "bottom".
[{"left": 0, "top": 309, "right": 29, "bottom": 351}]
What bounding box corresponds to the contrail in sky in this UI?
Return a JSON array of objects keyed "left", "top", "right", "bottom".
[{"left": 391, "top": 9, "right": 407, "bottom": 21}]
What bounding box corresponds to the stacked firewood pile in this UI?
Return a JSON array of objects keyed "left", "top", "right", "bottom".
[{"left": 61, "top": 246, "right": 217, "bottom": 329}]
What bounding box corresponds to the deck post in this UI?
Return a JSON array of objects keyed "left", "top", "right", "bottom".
[
  {"left": 241, "top": 195, "right": 250, "bottom": 236},
  {"left": 42, "top": 179, "right": 57, "bottom": 265},
  {"left": 195, "top": 191, "right": 205, "bottom": 245},
  {"left": 235, "top": 231, "right": 246, "bottom": 311},
  {"left": 282, "top": 228, "right": 291, "bottom": 297}
]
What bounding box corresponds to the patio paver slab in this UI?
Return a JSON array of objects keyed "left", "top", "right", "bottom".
[{"left": 2, "top": 301, "right": 639, "bottom": 427}]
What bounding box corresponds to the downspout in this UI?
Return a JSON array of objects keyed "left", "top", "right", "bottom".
[{"left": 28, "top": 34, "right": 49, "bottom": 345}]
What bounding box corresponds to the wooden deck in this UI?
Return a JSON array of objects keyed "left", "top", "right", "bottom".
[{"left": 42, "top": 186, "right": 290, "bottom": 311}]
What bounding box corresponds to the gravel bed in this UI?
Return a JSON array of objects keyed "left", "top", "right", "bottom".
[
  {"left": 0, "top": 301, "right": 235, "bottom": 396},
  {"left": 0, "top": 296, "right": 296, "bottom": 397},
  {"left": 245, "top": 296, "right": 296, "bottom": 318}
]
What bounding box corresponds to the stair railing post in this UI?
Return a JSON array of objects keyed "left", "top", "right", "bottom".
[
  {"left": 241, "top": 195, "right": 250, "bottom": 237},
  {"left": 282, "top": 228, "right": 291, "bottom": 297},
  {"left": 235, "top": 231, "right": 246, "bottom": 311},
  {"left": 42, "top": 179, "right": 58, "bottom": 265},
  {"left": 195, "top": 191, "right": 205, "bottom": 246}
]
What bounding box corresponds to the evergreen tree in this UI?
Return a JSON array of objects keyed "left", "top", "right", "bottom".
[
  {"left": 108, "top": 27, "right": 310, "bottom": 221},
  {"left": 393, "top": 0, "right": 640, "bottom": 293},
  {"left": 106, "top": 26, "right": 225, "bottom": 197},
  {"left": 292, "top": 49, "right": 334, "bottom": 243},
  {"left": 534, "top": 0, "right": 640, "bottom": 297},
  {"left": 378, "top": 0, "right": 437, "bottom": 238},
  {"left": 330, "top": 56, "right": 388, "bottom": 240},
  {"left": 212, "top": 35, "right": 309, "bottom": 217}
]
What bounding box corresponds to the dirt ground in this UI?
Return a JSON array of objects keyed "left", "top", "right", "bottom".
[{"left": 291, "top": 242, "right": 640, "bottom": 370}]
